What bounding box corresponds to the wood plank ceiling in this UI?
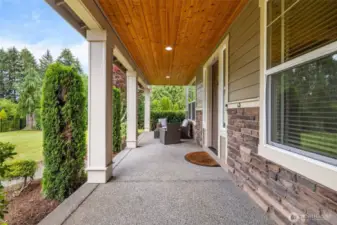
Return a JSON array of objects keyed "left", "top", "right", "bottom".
[{"left": 98, "top": 0, "right": 248, "bottom": 85}]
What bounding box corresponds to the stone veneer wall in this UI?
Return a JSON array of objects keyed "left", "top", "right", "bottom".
[
  {"left": 194, "top": 110, "right": 203, "bottom": 146},
  {"left": 227, "top": 107, "right": 337, "bottom": 225}
]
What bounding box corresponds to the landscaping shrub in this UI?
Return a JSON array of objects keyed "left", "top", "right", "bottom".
[
  {"left": 138, "top": 94, "right": 144, "bottom": 129},
  {"left": 0, "top": 142, "right": 16, "bottom": 222},
  {"left": 41, "top": 63, "right": 86, "bottom": 201},
  {"left": 0, "top": 117, "right": 26, "bottom": 133},
  {"left": 121, "top": 122, "right": 126, "bottom": 138},
  {"left": 3, "top": 160, "right": 37, "bottom": 187},
  {"left": 150, "top": 111, "right": 185, "bottom": 130},
  {"left": 112, "top": 87, "right": 121, "bottom": 153}
]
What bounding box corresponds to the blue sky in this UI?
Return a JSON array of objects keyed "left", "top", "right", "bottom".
[{"left": 0, "top": 0, "right": 88, "bottom": 73}]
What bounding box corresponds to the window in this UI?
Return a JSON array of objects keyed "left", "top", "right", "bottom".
[
  {"left": 187, "top": 81, "right": 196, "bottom": 120},
  {"left": 267, "top": 0, "right": 337, "bottom": 68},
  {"left": 268, "top": 52, "right": 337, "bottom": 165},
  {"left": 266, "top": 0, "right": 337, "bottom": 165}
]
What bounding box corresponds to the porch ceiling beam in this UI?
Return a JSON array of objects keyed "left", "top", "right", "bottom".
[
  {"left": 55, "top": 0, "right": 65, "bottom": 6},
  {"left": 45, "top": 0, "right": 86, "bottom": 36},
  {"left": 113, "top": 47, "right": 133, "bottom": 72},
  {"left": 64, "top": 0, "right": 102, "bottom": 29}
]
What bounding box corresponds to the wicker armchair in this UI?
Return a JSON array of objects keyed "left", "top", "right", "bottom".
[{"left": 159, "top": 123, "right": 181, "bottom": 145}]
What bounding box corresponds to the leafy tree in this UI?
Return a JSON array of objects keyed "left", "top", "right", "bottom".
[
  {"left": 0, "top": 109, "right": 7, "bottom": 120},
  {"left": 151, "top": 86, "right": 185, "bottom": 111},
  {"left": 5, "top": 47, "right": 23, "bottom": 102},
  {"left": 0, "top": 142, "right": 16, "bottom": 221},
  {"left": 151, "top": 99, "right": 161, "bottom": 111},
  {"left": 160, "top": 96, "right": 172, "bottom": 111},
  {"left": 0, "top": 99, "right": 17, "bottom": 119},
  {"left": 18, "top": 68, "right": 41, "bottom": 129},
  {"left": 57, "top": 49, "right": 82, "bottom": 74},
  {"left": 42, "top": 63, "right": 86, "bottom": 201},
  {"left": 39, "top": 50, "right": 53, "bottom": 78}
]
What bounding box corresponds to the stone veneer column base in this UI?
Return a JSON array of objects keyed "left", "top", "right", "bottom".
[{"left": 227, "top": 107, "right": 337, "bottom": 225}]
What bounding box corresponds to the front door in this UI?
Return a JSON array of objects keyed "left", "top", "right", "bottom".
[{"left": 211, "top": 61, "right": 219, "bottom": 154}]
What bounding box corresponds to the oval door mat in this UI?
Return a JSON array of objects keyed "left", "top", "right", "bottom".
[{"left": 184, "top": 151, "right": 220, "bottom": 167}]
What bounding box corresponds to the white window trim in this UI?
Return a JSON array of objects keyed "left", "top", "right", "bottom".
[
  {"left": 259, "top": 0, "right": 337, "bottom": 191},
  {"left": 227, "top": 97, "right": 260, "bottom": 109}
]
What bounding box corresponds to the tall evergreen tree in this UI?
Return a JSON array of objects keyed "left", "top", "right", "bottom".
[
  {"left": 6, "top": 47, "right": 23, "bottom": 102},
  {"left": 57, "top": 49, "right": 82, "bottom": 74},
  {"left": 0, "top": 49, "right": 7, "bottom": 98},
  {"left": 39, "top": 50, "right": 53, "bottom": 77},
  {"left": 18, "top": 67, "right": 41, "bottom": 129},
  {"left": 20, "top": 48, "right": 38, "bottom": 71}
]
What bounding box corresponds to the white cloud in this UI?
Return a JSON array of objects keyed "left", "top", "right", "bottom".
[
  {"left": 31, "top": 11, "right": 41, "bottom": 23},
  {"left": 0, "top": 37, "right": 88, "bottom": 73}
]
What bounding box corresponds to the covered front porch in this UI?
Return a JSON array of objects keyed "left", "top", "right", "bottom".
[
  {"left": 45, "top": 0, "right": 249, "bottom": 184},
  {"left": 40, "top": 132, "right": 272, "bottom": 225}
]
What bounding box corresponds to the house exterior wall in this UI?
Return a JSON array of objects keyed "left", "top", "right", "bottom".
[
  {"left": 194, "top": 0, "right": 337, "bottom": 223},
  {"left": 227, "top": 107, "right": 337, "bottom": 224},
  {"left": 228, "top": 0, "right": 260, "bottom": 101}
]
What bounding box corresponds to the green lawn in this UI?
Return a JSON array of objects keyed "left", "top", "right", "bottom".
[
  {"left": 0, "top": 129, "right": 143, "bottom": 162},
  {"left": 0, "top": 131, "right": 43, "bottom": 162}
]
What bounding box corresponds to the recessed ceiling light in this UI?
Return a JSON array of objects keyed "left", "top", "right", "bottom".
[
  {"left": 165, "top": 46, "right": 173, "bottom": 51},
  {"left": 166, "top": 75, "right": 170, "bottom": 79}
]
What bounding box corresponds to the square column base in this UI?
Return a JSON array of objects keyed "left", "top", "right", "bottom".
[
  {"left": 126, "top": 141, "right": 137, "bottom": 149},
  {"left": 87, "top": 164, "right": 112, "bottom": 183}
]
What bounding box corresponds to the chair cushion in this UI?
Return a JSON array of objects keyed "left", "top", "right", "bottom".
[
  {"left": 181, "top": 119, "right": 189, "bottom": 127},
  {"left": 158, "top": 118, "right": 167, "bottom": 128}
]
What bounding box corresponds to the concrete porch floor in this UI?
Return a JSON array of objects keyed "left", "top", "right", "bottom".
[{"left": 41, "top": 132, "right": 273, "bottom": 225}]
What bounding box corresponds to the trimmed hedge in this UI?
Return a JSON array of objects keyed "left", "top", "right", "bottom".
[
  {"left": 3, "top": 160, "right": 37, "bottom": 186},
  {"left": 41, "top": 63, "right": 86, "bottom": 201},
  {"left": 150, "top": 111, "right": 185, "bottom": 130},
  {"left": 112, "top": 87, "right": 121, "bottom": 153},
  {"left": 0, "top": 117, "right": 26, "bottom": 132}
]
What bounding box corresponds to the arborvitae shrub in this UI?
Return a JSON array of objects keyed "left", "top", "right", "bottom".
[
  {"left": 41, "top": 63, "right": 86, "bottom": 201},
  {"left": 112, "top": 87, "right": 121, "bottom": 153}
]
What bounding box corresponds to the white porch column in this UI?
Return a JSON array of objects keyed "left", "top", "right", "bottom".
[
  {"left": 144, "top": 88, "right": 151, "bottom": 132},
  {"left": 126, "top": 70, "right": 138, "bottom": 148},
  {"left": 86, "top": 30, "right": 113, "bottom": 183}
]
